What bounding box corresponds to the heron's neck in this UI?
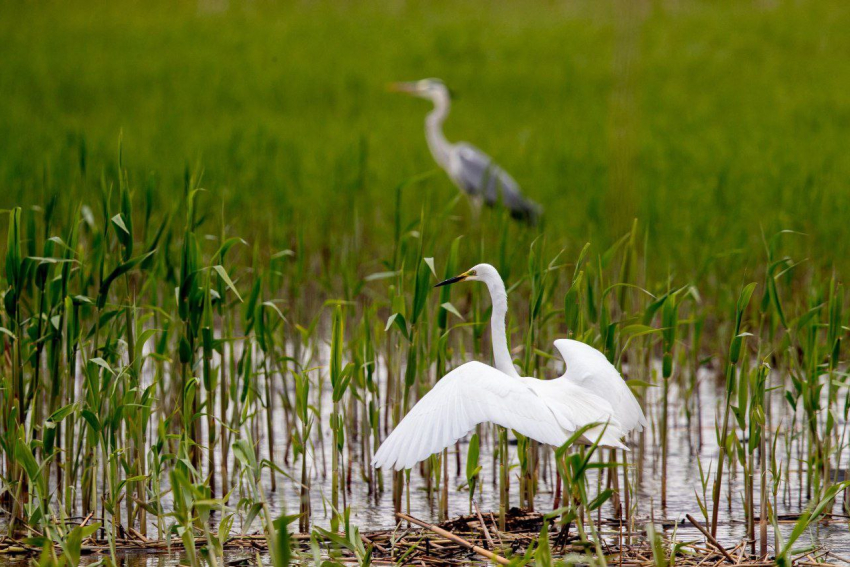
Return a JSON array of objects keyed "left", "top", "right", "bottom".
[
  {"left": 425, "top": 93, "right": 452, "bottom": 168},
  {"left": 484, "top": 276, "right": 520, "bottom": 378}
]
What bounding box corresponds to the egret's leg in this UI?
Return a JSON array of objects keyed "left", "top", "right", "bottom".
[
  {"left": 498, "top": 427, "right": 508, "bottom": 531},
  {"left": 441, "top": 447, "right": 449, "bottom": 519}
]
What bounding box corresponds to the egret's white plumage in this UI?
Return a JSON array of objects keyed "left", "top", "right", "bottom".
[
  {"left": 391, "top": 79, "right": 542, "bottom": 223},
  {"left": 372, "top": 263, "right": 647, "bottom": 471},
  {"left": 553, "top": 339, "right": 647, "bottom": 434}
]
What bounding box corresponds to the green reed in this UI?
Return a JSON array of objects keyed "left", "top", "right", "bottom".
[{"left": 0, "top": 151, "right": 849, "bottom": 566}]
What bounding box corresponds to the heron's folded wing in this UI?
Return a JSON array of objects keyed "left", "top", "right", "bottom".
[
  {"left": 452, "top": 144, "right": 541, "bottom": 221},
  {"left": 553, "top": 339, "right": 648, "bottom": 434},
  {"left": 372, "top": 361, "right": 568, "bottom": 470}
]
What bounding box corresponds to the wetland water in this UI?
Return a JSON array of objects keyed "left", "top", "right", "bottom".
[{"left": 19, "top": 358, "right": 847, "bottom": 566}]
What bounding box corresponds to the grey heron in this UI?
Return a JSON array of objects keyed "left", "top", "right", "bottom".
[
  {"left": 372, "top": 263, "right": 646, "bottom": 470},
  {"left": 391, "top": 79, "right": 542, "bottom": 224}
]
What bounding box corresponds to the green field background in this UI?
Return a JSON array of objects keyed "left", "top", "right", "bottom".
[{"left": 2, "top": 0, "right": 849, "bottom": 275}]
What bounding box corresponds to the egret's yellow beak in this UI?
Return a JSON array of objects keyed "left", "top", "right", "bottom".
[
  {"left": 434, "top": 272, "right": 469, "bottom": 288},
  {"left": 388, "top": 81, "right": 419, "bottom": 94}
]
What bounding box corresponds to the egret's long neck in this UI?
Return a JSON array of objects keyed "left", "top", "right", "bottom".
[
  {"left": 484, "top": 276, "right": 520, "bottom": 378},
  {"left": 425, "top": 92, "right": 452, "bottom": 169}
]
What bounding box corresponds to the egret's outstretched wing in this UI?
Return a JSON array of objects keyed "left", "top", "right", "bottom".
[
  {"left": 372, "top": 362, "right": 568, "bottom": 470},
  {"left": 553, "top": 339, "right": 647, "bottom": 434},
  {"left": 450, "top": 143, "right": 542, "bottom": 223}
]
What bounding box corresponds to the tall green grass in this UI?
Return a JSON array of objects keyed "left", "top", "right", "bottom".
[
  {"left": 2, "top": 0, "right": 850, "bottom": 562},
  {"left": 2, "top": 1, "right": 850, "bottom": 277},
  {"left": 1, "top": 168, "right": 849, "bottom": 562}
]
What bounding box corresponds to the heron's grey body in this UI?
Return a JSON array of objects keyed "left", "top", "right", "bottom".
[{"left": 397, "top": 79, "right": 542, "bottom": 223}]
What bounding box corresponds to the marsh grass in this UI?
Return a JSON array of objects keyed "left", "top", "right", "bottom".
[
  {"left": 1, "top": 1, "right": 850, "bottom": 563},
  {"left": 0, "top": 154, "right": 848, "bottom": 565},
  {"left": 3, "top": 1, "right": 850, "bottom": 277}
]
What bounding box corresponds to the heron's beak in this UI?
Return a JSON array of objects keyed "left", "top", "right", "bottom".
[
  {"left": 434, "top": 272, "right": 469, "bottom": 288},
  {"left": 388, "top": 82, "right": 419, "bottom": 95}
]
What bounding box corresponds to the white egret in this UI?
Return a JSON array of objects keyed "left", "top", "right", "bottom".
[
  {"left": 372, "top": 263, "right": 646, "bottom": 471},
  {"left": 391, "top": 79, "right": 542, "bottom": 223}
]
